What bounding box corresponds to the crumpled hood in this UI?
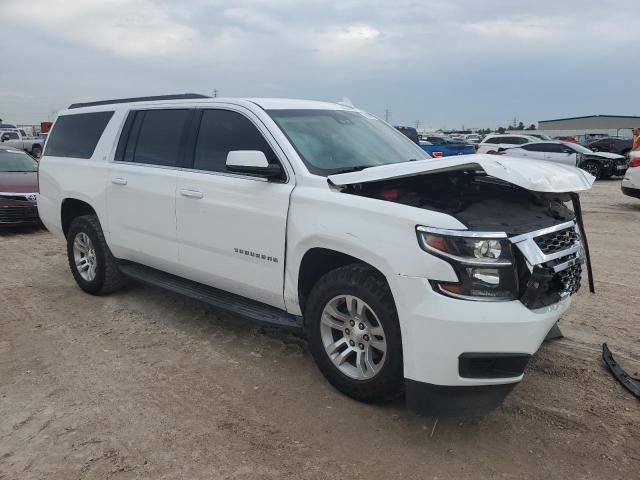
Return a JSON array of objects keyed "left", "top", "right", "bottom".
[
  {"left": 328, "top": 154, "right": 595, "bottom": 193},
  {"left": 585, "top": 151, "right": 625, "bottom": 160}
]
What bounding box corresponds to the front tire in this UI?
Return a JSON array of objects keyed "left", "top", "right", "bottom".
[
  {"left": 306, "top": 264, "right": 403, "bottom": 403},
  {"left": 582, "top": 160, "right": 601, "bottom": 179},
  {"left": 66, "top": 215, "right": 126, "bottom": 295}
]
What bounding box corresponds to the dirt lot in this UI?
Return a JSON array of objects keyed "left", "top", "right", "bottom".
[{"left": 1, "top": 180, "right": 638, "bottom": 479}]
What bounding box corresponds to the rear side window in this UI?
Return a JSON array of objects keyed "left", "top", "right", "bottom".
[
  {"left": 45, "top": 111, "right": 114, "bottom": 158},
  {"left": 192, "top": 109, "right": 276, "bottom": 173}
]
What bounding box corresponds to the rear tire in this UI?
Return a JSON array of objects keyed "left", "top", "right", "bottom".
[
  {"left": 306, "top": 264, "right": 403, "bottom": 403},
  {"left": 66, "top": 215, "right": 126, "bottom": 295},
  {"left": 31, "top": 145, "right": 42, "bottom": 158}
]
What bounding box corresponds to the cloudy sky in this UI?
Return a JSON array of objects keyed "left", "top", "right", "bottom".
[{"left": 1, "top": 0, "right": 638, "bottom": 128}]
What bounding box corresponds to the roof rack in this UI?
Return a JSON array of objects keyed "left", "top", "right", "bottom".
[{"left": 68, "top": 93, "right": 210, "bottom": 109}]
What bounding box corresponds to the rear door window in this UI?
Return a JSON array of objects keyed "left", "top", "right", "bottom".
[
  {"left": 45, "top": 111, "right": 114, "bottom": 158},
  {"left": 118, "top": 109, "right": 191, "bottom": 167}
]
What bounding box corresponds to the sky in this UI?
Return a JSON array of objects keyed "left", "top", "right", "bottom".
[{"left": 1, "top": 0, "right": 638, "bottom": 129}]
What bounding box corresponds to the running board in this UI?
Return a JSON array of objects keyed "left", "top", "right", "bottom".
[{"left": 119, "top": 263, "right": 302, "bottom": 331}]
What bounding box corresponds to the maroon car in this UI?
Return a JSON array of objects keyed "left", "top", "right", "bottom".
[{"left": 0, "top": 146, "right": 40, "bottom": 226}]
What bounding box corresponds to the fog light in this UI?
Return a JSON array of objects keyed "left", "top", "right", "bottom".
[{"left": 470, "top": 267, "right": 501, "bottom": 286}]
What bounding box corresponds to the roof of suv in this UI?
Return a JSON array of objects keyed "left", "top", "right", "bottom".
[
  {"left": 63, "top": 95, "right": 354, "bottom": 114},
  {"left": 482, "top": 134, "right": 540, "bottom": 143}
]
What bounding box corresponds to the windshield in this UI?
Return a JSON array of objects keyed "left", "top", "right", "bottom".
[
  {"left": 267, "top": 109, "right": 429, "bottom": 175},
  {"left": 563, "top": 142, "right": 592, "bottom": 154},
  {"left": 0, "top": 151, "right": 38, "bottom": 172}
]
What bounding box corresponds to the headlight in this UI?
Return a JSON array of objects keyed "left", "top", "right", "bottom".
[{"left": 417, "top": 227, "right": 518, "bottom": 301}]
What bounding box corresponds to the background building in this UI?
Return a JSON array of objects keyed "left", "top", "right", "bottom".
[{"left": 530, "top": 115, "right": 640, "bottom": 139}]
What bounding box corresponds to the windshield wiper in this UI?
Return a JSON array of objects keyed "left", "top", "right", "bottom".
[{"left": 331, "top": 165, "right": 372, "bottom": 174}]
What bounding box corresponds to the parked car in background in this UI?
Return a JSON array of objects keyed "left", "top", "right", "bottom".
[
  {"left": 499, "top": 141, "right": 627, "bottom": 179},
  {"left": 554, "top": 136, "right": 578, "bottom": 143},
  {"left": 0, "top": 129, "right": 45, "bottom": 158},
  {"left": 587, "top": 137, "right": 632, "bottom": 157},
  {"left": 477, "top": 134, "right": 540, "bottom": 154},
  {"left": 622, "top": 152, "right": 640, "bottom": 199},
  {"left": 38, "top": 94, "right": 594, "bottom": 416},
  {"left": 395, "top": 126, "right": 420, "bottom": 144},
  {"left": 0, "top": 146, "right": 40, "bottom": 226},
  {"left": 37, "top": 132, "right": 48, "bottom": 147},
  {"left": 464, "top": 134, "right": 482, "bottom": 144},
  {"left": 525, "top": 133, "right": 552, "bottom": 141},
  {"left": 419, "top": 135, "right": 475, "bottom": 157}
]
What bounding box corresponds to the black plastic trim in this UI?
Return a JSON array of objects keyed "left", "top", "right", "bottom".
[
  {"left": 68, "top": 93, "right": 209, "bottom": 109},
  {"left": 118, "top": 262, "right": 303, "bottom": 331},
  {"left": 459, "top": 353, "right": 530, "bottom": 379},
  {"left": 405, "top": 379, "right": 517, "bottom": 417},
  {"left": 622, "top": 186, "right": 640, "bottom": 199}
]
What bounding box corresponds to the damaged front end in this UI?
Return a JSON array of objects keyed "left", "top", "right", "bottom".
[{"left": 329, "top": 155, "right": 595, "bottom": 308}]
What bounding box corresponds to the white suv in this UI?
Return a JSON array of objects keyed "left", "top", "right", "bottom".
[
  {"left": 38, "top": 94, "right": 595, "bottom": 416},
  {"left": 477, "top": 134, "right": 541, "bottom": 154}
]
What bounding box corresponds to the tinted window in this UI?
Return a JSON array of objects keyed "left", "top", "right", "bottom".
[
  {"left": 45, "top": 111, "right": 114, "bottom": 158},
  {"left": 132, "top": 109, "right": 190, "bottom": 167},
  {"left": 193, "top": 109, "right": 276, "bottom": 173},
  {"left": 545, "top": 143, "right": 566, "bottom": 153},
  {"left": 2, "top": 132, "right": 19, "bottom": 140},
  {"left": 522, "top": 143, "right": 548, "bottom": 152},
  {"left": 427, "top": 136, "right": 445, "bottom": 145}
]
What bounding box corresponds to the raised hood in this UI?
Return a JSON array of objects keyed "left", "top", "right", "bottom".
[{"left": 328, "top": 154, "right": 595, "bottom": 193}]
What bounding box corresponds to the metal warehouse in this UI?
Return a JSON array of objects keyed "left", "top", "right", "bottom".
[{"left": 536, "top": 115, "right": 640, "bottom": 138}]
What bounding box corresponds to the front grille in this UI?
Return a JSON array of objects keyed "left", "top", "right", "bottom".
[
  {"left": 515, "top": 222, "right": 582, "bottom": 309},
  {"left": 534, "top": 227, "right": 578, "bottom": 255},
  {"left": 557, "top": 262, "right": 582, "bottom": 295},
  {"left": 0, "top": 206, "right": 39, "bottom": 222}
]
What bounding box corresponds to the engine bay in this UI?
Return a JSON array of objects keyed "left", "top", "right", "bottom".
[{"left": 341, "top": 169, "right": 575, "bottom": 235}]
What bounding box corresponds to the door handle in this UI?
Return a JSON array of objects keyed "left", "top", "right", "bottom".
[
  {"left": 111, "top": 177, "right": 127, "bottom": 185},
  {"left": 179, "top": 189, "right": 204, "bottom": 199}
]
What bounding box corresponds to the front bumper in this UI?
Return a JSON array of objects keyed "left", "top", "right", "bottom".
[
  {"left": 389, "top": 275, "right": 570, "bottom": 415},
  {"left": 389, "top": 274, "right": 570, "bottom": 386},
  {"left": 0, "top": 204, "right": 41, "bottom": 226},
  {"left": 622, "top": 185, "right": 640, "bottom": 199}
]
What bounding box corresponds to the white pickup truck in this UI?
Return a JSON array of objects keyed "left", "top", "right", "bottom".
[
  {"left": 0, "top": 129, "right": 44, "bottom": 158},
  {"left": 38, "top": 94, "right": 595, "bottom": 416}
]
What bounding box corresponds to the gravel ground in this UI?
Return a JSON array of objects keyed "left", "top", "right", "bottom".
[{"left": 1, "top": 180, "right": 638, "bottom": 479}]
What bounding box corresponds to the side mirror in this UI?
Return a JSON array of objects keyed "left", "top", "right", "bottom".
[
  {"left": 562, "top": 149, "right": 573, "bottom": 154},
  {"left": 226, "top": 150, "right": 283, "bottom": 179}
]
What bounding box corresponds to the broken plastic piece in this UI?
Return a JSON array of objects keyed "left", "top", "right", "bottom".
[{"left": 602, "top": 343, "right": 640, "bottom": 399}]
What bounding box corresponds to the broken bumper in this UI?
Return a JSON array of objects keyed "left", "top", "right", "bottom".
[{"left": 387, "top": 274, "right": 570, "bottom": 416}]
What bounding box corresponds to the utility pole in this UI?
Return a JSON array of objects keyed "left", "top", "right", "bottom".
[
  {"left": 384, "top": 108, "right": 390, "bottom": 123},
  {"left": 213, "top": 89, "right": 218, "bottom": 98},
  {"left": 415, "top": 120, "right": 421, "bottom": 130}
]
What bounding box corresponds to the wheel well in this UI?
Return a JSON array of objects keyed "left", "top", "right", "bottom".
[
  {"left": 61, "top": 199, "right": 96, "bottom": 237},
  {"left": 298, "top": 248, "right": 385, "bottom": 313}
]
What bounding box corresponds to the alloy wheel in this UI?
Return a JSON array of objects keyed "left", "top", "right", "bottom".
[
  {"left": 73, "top": 232, "right": 97, "bottom": 281},
  {"left": 320, "top": 294, "right": 387, "bottom": 380}
]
